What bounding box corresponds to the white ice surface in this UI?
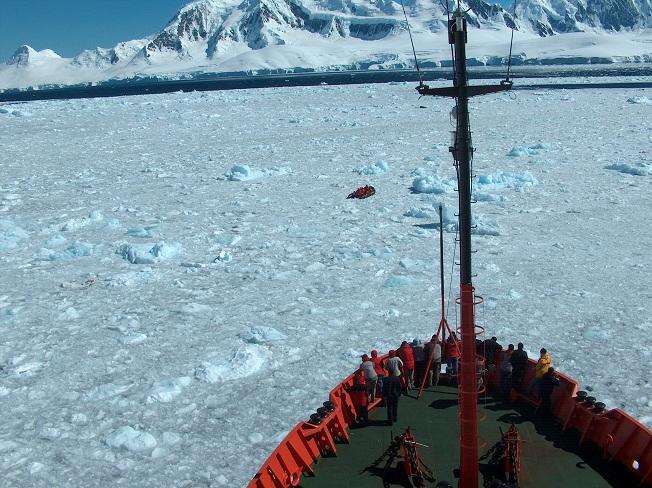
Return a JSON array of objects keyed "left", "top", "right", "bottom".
[{"left": 0, "top": 81, "right": 651, "bottom": 487}]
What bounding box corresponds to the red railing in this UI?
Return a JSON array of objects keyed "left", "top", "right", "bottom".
[{"left": 248, "top": 350, "right": 652, "bottom": 488}]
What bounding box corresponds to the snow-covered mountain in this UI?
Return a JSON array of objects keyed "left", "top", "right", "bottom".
[
  {"left": 7, "top": 45, "right": 64, "bottom": 67},
  {"left": 2, "top": 0, "right": 652, "bottom": 89},
  {"left": 72, "top": 40, "right": 149, "bottom": 69}
]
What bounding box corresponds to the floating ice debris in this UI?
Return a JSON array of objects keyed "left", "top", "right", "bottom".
[
  {"left": 161, "top": 432, "right": 181, "bottom": 446},
  {"left": 46, "top": 234, "right": 67, "bottom": 247},
  {"left": 508, "top": 143, "right": 551, "bottom": 157},
  {"left": 60, "top": 211, "right": 102, "bottom": 231},
  {"left": 48, "top": 241, "right": 93, "bottom": 261},
  {"left": 383, "top": 275, "right": 416, "bottom": 288},
  {"left": 239, "top": 325, "right": 287, "bottom": 344},
  {"left": 406, "top": 202, "right": 457, "bottom": 228},
  {"left": 411, "top": 174, "right": 456, "bottom": 194},
  {"left": 107, "top": 268, "right": 158, "bottom": 287},
  {"left": 0, "top": 219, "right": 29, "bottom": 250},
  {"left": 89, "top": 210, "right": 104, "bottom": 221},
  {"left": 0, "top": 108, "right": 29, "bottom": 116},
  {"left": 476, "top": 171, "right": 538, "bottom": 191},
  {"left": 399, "top": 258, "right": 429, "bottom": 271},
  {"left": 304, "top": 262, "right": 326, "bottom": 273},
  {"left": 146, "top": 377, "right": 191, "bottom": 404},
  {"left": 474, "top": 192, "right": 506, "bottom": 203},
  {"left": 225, "top": 165, "right": 261, "bottom": 181},
  {"left": 473, "top": 218, "right": 500, "bottom": 236},
  {"left": 117, "top": 241, "right": 180, "bottom": 264},
  {"left": 127, "top": 227, "right": 151, "bottom": 238},
  {"left": 11, "top": 361, "right": 44, "bottom": 377},
  {"left": 249, "top": 433, "right": 264, "bottom": 443},
  {"left": 194, "top": 344, "right": 270, "bottom": 383},
  {"left": 86, "top": 382, "right": 134, "bottom": 401},
  {"left": 214, "top": 250, "right": 232, "bottom": 262},
  {"left": 627, "top": 96, "right": 652, "bottom": 105},
  {"left": 404, "top": 207, "right": 436, "bottom": 219},
  {"left": 0, "top": 306, "right": 20, "bottom": 324},
  {"left": 105, "top": 426, "right": 157, "bottom": 452},
  {"left": 177, "top": 302, "right": 213, "bottom": 315},
  {"left": 581, "top": 326, "right": 612, "bottom": 341},
  {"left": 354, "top": 160, "right": 389, "bottom": 175},
  {"left": 213, "top": 233, "right": 242, "bottom": 246},
  {"left": 605, "top": 162, "right": 652, "bottom": 176},
  {"left": 57, "top": 307, "right": 80, "bottom": 321},
  {"left": 120, "top": 332, "right": 147, "bottom": 345},
  {"left": 224, "top": 165, "right": 289, "bottom": 181}
]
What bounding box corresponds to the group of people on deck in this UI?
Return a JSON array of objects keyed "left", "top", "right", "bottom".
[
  {"left": 350, "top": 335, "right": 458, "bottom": 425},
  {"left": 350, "top": 336, "right": 560, "bottom": 425}
]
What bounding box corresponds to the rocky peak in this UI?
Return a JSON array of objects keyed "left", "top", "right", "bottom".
[{"left": 7, "top": 45, "right": 61, "bottom": 67}]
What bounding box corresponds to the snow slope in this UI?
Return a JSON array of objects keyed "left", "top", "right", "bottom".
[
  {"left": 0, "top": 81, "right": 651, "bottom": 486},
  {"left": 1, "top": 0, "right": 652, "bottom": 89}
]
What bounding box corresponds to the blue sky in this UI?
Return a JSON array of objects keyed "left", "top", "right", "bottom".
[{"left": 1, "top": 0, "right": 189, "bottom": 62}]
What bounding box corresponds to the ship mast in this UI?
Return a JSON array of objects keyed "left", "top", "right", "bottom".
[{"left": 417, "top": 9, "right": 511, "bottom": 488}]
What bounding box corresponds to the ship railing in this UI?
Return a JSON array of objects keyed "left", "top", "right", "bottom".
[
  {"left": 495, "top": 351, "right": 652, "bottom": 487},
  {"left": 249, "top": 350, "right": 652, "bottom": 488}
]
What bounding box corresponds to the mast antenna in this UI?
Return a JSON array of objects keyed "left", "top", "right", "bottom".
[{"left": 415, "top": 8, "right": 512, "bottom": 488}]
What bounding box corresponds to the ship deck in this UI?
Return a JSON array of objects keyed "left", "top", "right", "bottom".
[{"left": 298, "top": 384, "right": 638, "bottom": 488}]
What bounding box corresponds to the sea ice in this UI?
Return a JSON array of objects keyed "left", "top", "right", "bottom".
[
  {"left": 239, "top": 325, "right": 287, "bottom": 344},
  {"left": 105, "top": 426, "right": 157, "bottom": 452},
  {"left": 411, "top": 174, "right": 456, "bottom": 194},
  {"left": 223, "top": 164, "right": 289, "bottom": 181},
  {"left": 146, "top": 377, "right": 192, "bottom": 404},
  {"left": 627, "top": 96, "right": 652, "bottom": 105},
  {"left": 120, "top": 332, "right": 148, "bottom": 345},
  {"left": 404, "top": 207, "right": 436, "bottom": 219},
  {"left": 474, "top": 192, "right": 506, "bottom": 203},
  {"left": 383, "top": 275, "right": 416, "bottom": 288},
  {"left": 117, "top": 241, "right": 180, "bottom": 264},
  {"left": 476, "top": 171, "right": 538, "bottom": 191},
  {"left": 161, "top": 432, "right": 181, "bottom": 446},
  {"left": 0, "top": 219, "right": 29, "bottom": 250},
  {"left": 177, "top": 302, "right": 213, "bottom": 315},
  {"left": 508, "top": 143, "right": 551, "bottom": 157},
  {"left": 127, "top": 227, "right": 152, "bottom": 238},
  {"left": 194, "top": 344, "right": 270, "bottom": 383},
  {"left": 85, "top": 382, "right": 135, "bottom": 401},
  {"left": 48, "top": 241, "right": 93, "bottom": 261},
  {"left": 354, "top": 160, "right": 389, "bottom": 175},
  {"left": 57, "top": 307, "right": 80, "bottom": 320},
  {"left": 605, "top": 162, "right": 652, "bottom": 176},
  {"left": 0, "top": 306, "right": 19, "bottom": 324}
]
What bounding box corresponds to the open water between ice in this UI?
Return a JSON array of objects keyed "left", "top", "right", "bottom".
[{"left": 1, "top": 64, "right": 652, "bottom": 102}]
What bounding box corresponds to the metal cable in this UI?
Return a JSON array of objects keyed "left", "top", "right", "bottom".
[
  {"left": 441, "top": 0, "right": 456, "bottom": 85},
  {"left": 399, "top": 0, "right": 423, "bottom": 86},
  {"left": 505, "top": 0, "right": 518, "bottom": 82}
]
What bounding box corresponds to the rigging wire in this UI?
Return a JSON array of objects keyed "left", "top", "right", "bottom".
[
  {"left": 445, "top": 229, "right": 458, "bottom": 322},
  {"left": 399, "top": 0, "right": 424, "bottom": 87},
  {"left": 505, "top": 0, "right": 518, "bottom": 83},
  {"left": 441, "top": 0, "right": 456, "bottom": 85}
]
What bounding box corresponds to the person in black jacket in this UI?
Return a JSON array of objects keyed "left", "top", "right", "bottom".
[
  {"left": 539, "top": 367, "right": 560, "bottom": 417},
  {"left": 509, "top": 342, "right": 528, "bottom": 391},
  {"left": 382, "top": 374, "right": 402, "bottom": 425}
]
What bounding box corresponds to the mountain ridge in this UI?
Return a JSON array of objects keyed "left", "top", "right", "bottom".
[{"left": 2, "top": 0, "right": 651, "bottom": 90}]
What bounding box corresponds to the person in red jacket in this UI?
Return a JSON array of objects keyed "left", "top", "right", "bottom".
[
  {"left": 370, "top": 350, "right": 385, "bottom": 396},
  {"left": 349, "top": 369, "right": 368, "bottom": 424},
  {"left": 398, "top": 341, "right": 416, "bottom": 390},
  {"left": 445, "top": 333, "right": 460, "bottom": 385}
]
